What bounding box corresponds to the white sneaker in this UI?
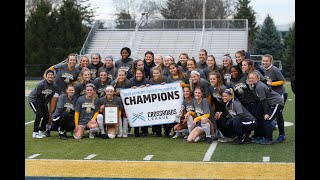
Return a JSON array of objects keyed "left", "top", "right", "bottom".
[
  {"left": 122, "top": 134, "right": 128, "bottom": 138},
  {"left": 117, "top": 133, "right": 123, "bottom": 138},
  {"left": 89, "top": 132, "right": 95, "bottom": 139},
  {"left": 32, "top": 132, "right": 43, "bottom": 139},
  {"left": 38, "top": 131, "right": 46, "bottom": 137},
  {"left": 173, "top": 133, "right": 181, "bottom": 139}
]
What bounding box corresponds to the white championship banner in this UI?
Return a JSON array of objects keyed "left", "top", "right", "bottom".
[{"left": 120, "top": 82, "right": 183, "bottom": 127}]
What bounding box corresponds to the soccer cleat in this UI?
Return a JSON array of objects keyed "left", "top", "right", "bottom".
[
  {"left": 122, "top": 134, "right": 128, "bottom": 138},
  {"left": 274, "top": 135, "right": 286, "bottom": 143},
  {"left": 117, "top": 133, "right": 123, "bottom": 138},
  {"left": 205, "top": 137, "right": 213, "bottom": 144},
  {"left": 45, "top": 130, "right": 51, "bottom": 137},
  {"left": 59, "top": 132, "right": 68, "bottom": 140},
  {"left": 32, "top": 132, "right": 43, "bottom": 139}
]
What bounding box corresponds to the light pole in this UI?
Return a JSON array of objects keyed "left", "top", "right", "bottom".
[
  {"left": 199, "top": 0, "right": 206, "bottom": 50},
  {"left": 129, "top": 13, "right": 148, "bottom": 56}
]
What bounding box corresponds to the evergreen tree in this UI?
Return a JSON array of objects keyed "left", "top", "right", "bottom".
[
  {"left": 54, "top": 0, "right": 91, "bottom": 62},
  {"left": 115, "top": 11, "right": 135, "bottom": 29},
  {"left": 25, "top": 0, "right": 53, "bottom": 76},
  {"left": 233, "top": 0, "right": 258, "bottom": 52},
  {"left": 253, "top": 14, "right": 284, "bottom": 60},
  {"left": 160, "top": 0, "right": 234, "bottom": 20},
  {"left": 282, "top": 22, "right": 295, "bottom": 77}
]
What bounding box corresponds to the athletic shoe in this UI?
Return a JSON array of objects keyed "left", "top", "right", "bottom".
[
  {"left": 251, "top": 137, "right": 261, "bottom": 143},
  {"left": 205, "top": 137, "right": 213, "bottom": 144},
  {"left": 89, "top": 132, "right": 95, "bottom": 139},
  {"left": 38, "top": 131, "right": 46, "bottom": 137},
  {"left": 274, "top": 135, "right": 286, "bottom": 143},
  {"left": 259, "top": 138, "right": 273, "bottom": 145},
  {"left": 232, "top": 138, "right": 245, "bottom": 145},
  {"left": 117, "top": 133, "right": 123, "bottom": 138},
  {"left": 255, "top": 137, "right": 265, "bottom": 144},
  {"left": 32, "top": 132, "right": 43, "bottom": 139},
  {"left": 59, "top": 133, "right": 67, "bottom": 140},
  {"left": 173, "top": 133, "right": 181, "bottom": 139},
  {"left": 218, "top": 137, "right": 234, "bottom": 143},
  {"left": 122, "top": 134, "right": 128, "bottom": 138},
  {"left": 45, "top": 130, "right": 51, "bottom": 137},
  {"left": 101, "top": 134, "right": 108, "bottom": 139}
]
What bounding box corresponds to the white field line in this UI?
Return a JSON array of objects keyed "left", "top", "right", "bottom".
[
  {"left": 203, "top": 141, "right": 218, "bottom": 161},
  {"left": 84, "top": 154, "right": 97, "bottom": 160},
  {"left": 25, "top": 121, "right": 34, "bottom": 125},
  {"left": 263, "top": 156, "right": 270, "bottom": 162},
  {"left": 26, "top": 159, "right": 295, "bottom": 164},
  {"left": 143, "top": 155, "right": 154, "bottom": 161},
  {"left": 28, "top": 154, "right": 41, "bottom": 159}
]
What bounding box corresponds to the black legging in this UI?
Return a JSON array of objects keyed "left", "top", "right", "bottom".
[
  {"left": 52, "top": 111, "right": 75, "bottom": 132},
  {"left": 29, "top": 101, "right": 49, "bottom": 132}
]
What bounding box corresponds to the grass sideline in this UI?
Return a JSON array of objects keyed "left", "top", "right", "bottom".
[{"left": 25, "top": 80, "right": 295, "bottom": 163}]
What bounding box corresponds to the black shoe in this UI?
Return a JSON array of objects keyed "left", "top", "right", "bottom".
[
  {"left": 59, "top": 133, "right": 67, "bottom": 140},
  {"left": 45, "top": 130, "right": 51, "bottom": 137},
  {"left": 140, "top": 133, "right": 145, "bottom": 138},
  {"left": 156, "top": 133, "right": 162, "bottom": 137},
  {"left": 232, "top": 138, "right": 244, "bottom": 145},
  {"left": 101, "top": 134, "right": 108, "bottom": 139},
  {"left": 205, "top": 137, "right": 213, "bottom": 144}
]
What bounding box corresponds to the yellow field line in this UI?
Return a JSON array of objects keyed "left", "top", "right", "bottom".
[{"left": 26, "top": 159, "right": 294, "bottom": 179}]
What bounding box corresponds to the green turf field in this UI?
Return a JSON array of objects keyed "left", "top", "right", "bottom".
[{"left": 25, "top": 81, "right": 295, "bottom": 163}]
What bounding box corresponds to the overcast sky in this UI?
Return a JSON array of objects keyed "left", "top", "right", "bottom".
[{"left": 87, "top": 0, "right": 295, "bottom": 26}]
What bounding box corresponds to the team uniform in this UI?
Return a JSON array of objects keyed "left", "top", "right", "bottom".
[
  {"left": 115, "top": 57, "right": 133, "bottom": 73},
  {"left": 52, "top": 63, "right": 79, "bottom": 95},
  {"left": 74, "top": 96, "right": 100, "bottom": 127},
  {"left": 74, "top": 80, "right": 93, "bottom": 98},
  {"left": 93, "top": 77, "right": 112, "bottom": 98},
  {"left": 251, "top": 80, "right": 285, "bottom": 144},
  {"left": 231, "top": 73, "right": 263, "bottom": 121},
  {"left": 264, "top": 64, "right": 288, "bottom": 132},
  {"left": 97, "top": 95, "right": 124, "bottom": 138},
  {"left": 29, "top": 79, "right": 59, "bottom": 138},
  {"left": 87, "top": 61, "right": 103, "bottom": 80},
  {"left": 190, "top": 98, "right": 216, "bottom": 141},
  {"left": 98, "top": 65, "right": 118, "bottom": 80},
  {"left": 52, "top": 93, "right": 77, "bottom": 139},
  {"left": 224, "top": 98, "right": 257, "bottom": 144}
]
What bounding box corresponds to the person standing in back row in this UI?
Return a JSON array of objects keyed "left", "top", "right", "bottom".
[
  {"left": 262, "top": 54, "right": 288, "bottom": 137},
  {"left": 115, "top": 47, "right": 134, "bottom": 73}
]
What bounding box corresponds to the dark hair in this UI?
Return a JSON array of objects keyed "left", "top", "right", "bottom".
[
  {"left": 45, "top": 69, "right": 54, "bottom": 77},
  {"left": 145, "top": 51, "right": 154, "bottom": 59},
  {"left": 120, "top": 47, "right": 131, "bottom": 57}
]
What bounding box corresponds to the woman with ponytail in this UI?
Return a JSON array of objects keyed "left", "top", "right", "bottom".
[{"left": 222, "top": 88, "right": 257, "bottom": 144}]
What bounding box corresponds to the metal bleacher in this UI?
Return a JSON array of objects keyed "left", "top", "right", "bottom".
[{"left": 79, "top": 19, "right": 248, "bottom": 64}]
